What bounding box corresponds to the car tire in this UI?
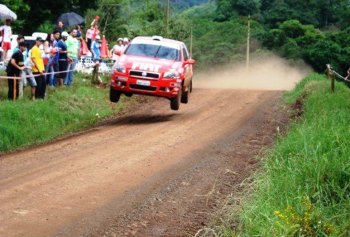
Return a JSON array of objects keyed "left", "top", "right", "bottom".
[
  {"left": 110, "top": 87, "right": 121, "bottom": 103},
  {"left": 124, "top": 92, "right": 133, "bottom": 97},
  {"left": 170, "top": 90, "right": 181, "bottom": 110},
  {"left": 190, "top": 79, "right": 193, "bottom": 93},
  {"left": 181, "top": 79, "right": 192, "bottom": 104},
  {"left": 181, "top": 90, "right": 189, "bottom": 104}
]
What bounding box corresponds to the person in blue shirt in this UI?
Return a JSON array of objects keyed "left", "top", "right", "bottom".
[
  {"left": 56, "top": 31, "right": 68, "bottom": 86},
  {"left": 91, "top": 35, "right": 101, "bottom": 61}
]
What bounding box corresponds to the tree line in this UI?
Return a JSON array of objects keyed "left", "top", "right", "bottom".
[{"left": 4, "top": 0, "right": 350, "bottom": 72}]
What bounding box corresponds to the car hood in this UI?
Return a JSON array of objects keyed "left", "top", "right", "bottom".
[{"left": 119, "top": 55, "right": 182, "bottom": 73}]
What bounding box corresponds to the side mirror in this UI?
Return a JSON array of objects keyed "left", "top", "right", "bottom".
[{"left": 185, "top": 59, "right": 196, "bottom": 65}]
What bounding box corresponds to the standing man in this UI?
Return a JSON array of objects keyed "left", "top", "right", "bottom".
[
  {"left": 110, "top": 38, "right": 124, "bottom": 61},
  {"left": 56, "top": 31, "right": 69, "bottom": 86},
  {"left": 6, "top": 42, "right": 26, "bottom": 100},
  {"left": 0, "top": 19, "right": 13, "bottom": 62},
  {"left": 65, "top": 29, "right": 79, "bottom": 86},
  {"left": 47, "top": 30, "right": 61, "bottom": 87},
  {"left": 122, "top": 37, "right": 129, "bottom": 52},
  {"left": 54, "top": 21, "right": 64, "bottom": 35},
  {"left": 31, "top": 37, "right": 46, "bottom": 99}
]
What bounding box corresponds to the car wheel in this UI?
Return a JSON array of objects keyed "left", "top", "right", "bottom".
[
  {"left": 110, "top": 87, "right": 121, "bottom": 103},
  {"left": 124, "top": 92, "right": 133, "bottom": 97},
  {"left": 170, "top": 90, "right": 181, "bottom": 110},
  {"left": 181, "top": 79, "right": 192, "bottom": 104},
  {"left": 181, "top": 90, "right": 189, "bottom": 104},
  {"left": 190, "top": 79, "right": 193, "bottom": 93}
]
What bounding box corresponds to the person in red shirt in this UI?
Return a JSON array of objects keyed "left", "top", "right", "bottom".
[{"left": 0, "top": 19, "right": 13, "bottom": 62}]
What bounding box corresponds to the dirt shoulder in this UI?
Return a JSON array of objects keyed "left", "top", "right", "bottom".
[{"left": 0, "top": 89, "right": 287, "bottom": 237}]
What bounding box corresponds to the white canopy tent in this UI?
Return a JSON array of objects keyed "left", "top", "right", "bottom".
[{"left": 0, "top": 4, "right": 17, "bottom": 21}]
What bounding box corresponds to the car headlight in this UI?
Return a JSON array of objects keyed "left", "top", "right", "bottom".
[
  {"left": 164, "top": 70, "right": 180, "bottom": 79},
  {"left": 113, "top": 63, "right": 126, "bottom": 73}
]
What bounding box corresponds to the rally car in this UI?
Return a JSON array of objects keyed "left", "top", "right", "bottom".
[{"left": 110, "top": 36, "right": 195, "bottom": 110}]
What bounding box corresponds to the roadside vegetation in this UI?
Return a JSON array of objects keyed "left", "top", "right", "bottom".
[
  {"left": 0, "top": 73, "right": 130, "bottom": 152},
  {"left": 215, "top": 74, "right": 350, "bottom": 236}
]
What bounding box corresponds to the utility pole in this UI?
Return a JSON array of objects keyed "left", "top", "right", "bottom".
[
  {"left": 190, "top": 26, "right": 193, "bottom": 58},
  {"left": 246, "top": 15, "right": 251, "bottom": 70},
  {"left": 166, "top": 0, "right": 170, "bottom": 36}
]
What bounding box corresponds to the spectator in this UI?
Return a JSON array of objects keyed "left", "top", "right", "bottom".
[
  {"left": 65, "top": 29, "right": 79, "bottom": 86},
  {"left": 46, "top": 30, "right": 60, "bottom": 87},
  {"left": 110, "top": 38, "right": 124, "bottom": 61},
  {"left": 76, "top": 25, "right": 83, "bottom": 39},
  {"left": 12, "top": 35, "right": 25, "bottom": 54},
  {"left": 91, "top": 35, "right": 101, "bottom": 61},
  {"left": 85, "top": 25, "right": 94, "bottom": 50},
  {"left": 6, "top": 42, "right": 26, "bottom": 100},
  {"left": 0, "top": 19, "right": 13, "bottom": 62},
  {"left": 24, "top": 47, "right": 37, "bottom": 100},
  {"left": 92, "top": 25, "right": 100, "bottom": 41},
  {"left": 56, "top": 31, "right": 69, "bottom": 86},
  {"left": 122, "top": 37, "right": 129, "bottom": 52},
  {"left": 54, "top": 21, "right": 64, "bottom": 35},
  {"left": 31, "top": 37, "right": 46, "bottom": 99}
]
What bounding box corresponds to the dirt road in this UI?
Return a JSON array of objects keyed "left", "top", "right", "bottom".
[{"left": 0, "top": 88, "right": 286, "bottom": 237}]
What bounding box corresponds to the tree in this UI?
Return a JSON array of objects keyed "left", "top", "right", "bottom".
[
  {"left": 1, "top": 0, "right": 30, "bottom": 33},
  {"left": 232, "top": 0, "right": 260, "bottom": 16}
]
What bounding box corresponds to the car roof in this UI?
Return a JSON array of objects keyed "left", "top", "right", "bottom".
[{"left": 131, "top": 36, "right": 184, "bottom": 49}]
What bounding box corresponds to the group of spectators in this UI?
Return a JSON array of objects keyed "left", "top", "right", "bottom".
[{"left": 1, "top": 17, "right": 130, "bottom": 101}]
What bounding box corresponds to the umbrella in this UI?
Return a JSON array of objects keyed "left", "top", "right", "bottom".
[
  {"left": 57, "top": 12, "right": 84, "bottom": 27},
  {"left": 0, "top": 4, "right": 17, "bottom": 21}
]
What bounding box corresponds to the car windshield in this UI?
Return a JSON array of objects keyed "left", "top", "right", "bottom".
[{"left": 125, "top": 43, "right": 180, "bottom": 61}]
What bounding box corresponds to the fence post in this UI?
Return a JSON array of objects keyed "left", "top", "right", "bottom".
[
  {"left": 19, "top": 74, "right": 23, "bottom": 99},
  {"left": 13, "top": 78, "right": 17, "bottom": 100}
]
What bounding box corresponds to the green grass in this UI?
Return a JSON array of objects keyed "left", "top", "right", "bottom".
[
  {"left": 220, "top": 73, "right": 350, "bottom": 236},
  {"left": 0, "top": 72, "right": 128, "bottom": 152}
]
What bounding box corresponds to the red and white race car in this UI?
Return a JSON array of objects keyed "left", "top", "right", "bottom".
[{"left": 110, "top": 36, "right": 195, "bottom": 110}]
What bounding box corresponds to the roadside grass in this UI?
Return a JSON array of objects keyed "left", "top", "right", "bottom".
[
  {"left": 0, "top": 72, "right": 128, "bottom": 152},
  {"left": 219, "top": 73, "right": 350, "bottom": 236}
]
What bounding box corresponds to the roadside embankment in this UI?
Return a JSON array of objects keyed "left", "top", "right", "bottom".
[
  {"left": 218, "top": 73, "right": 350, "bottom": 236},
  {"left": 0, "top": 73, "right": 128, "bottom": 153}
]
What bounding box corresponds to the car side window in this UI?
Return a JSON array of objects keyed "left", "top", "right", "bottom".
[{"left": 182, "top": 46, "right": 189, "bottom": 61}]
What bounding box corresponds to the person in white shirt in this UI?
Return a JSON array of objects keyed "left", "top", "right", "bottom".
[
  {"left": 122, "top": 37, "right": 129, "bottom": 52},
  {"left": 0, "top": 19, "right": 13, "bottom": 62},
  {"left": 109, "top": 38, "right": 124, "bottom": 61}
]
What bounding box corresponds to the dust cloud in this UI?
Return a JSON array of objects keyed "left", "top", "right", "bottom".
[{"left": 195, "top": 55, "right": 312, "bottom": 91}]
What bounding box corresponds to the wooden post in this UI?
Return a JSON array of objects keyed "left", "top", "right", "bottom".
[
  {"left": 19, "top": 72, "right": 23, "bottom": 99},
  {"left": 13, "top": 78, "right": 17, "bottom": 100}
]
